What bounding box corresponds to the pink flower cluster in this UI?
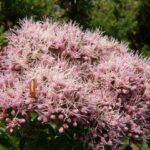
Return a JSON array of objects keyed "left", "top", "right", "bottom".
[{"left": 0, "top": 19, "right": 150, "bottom": 149}]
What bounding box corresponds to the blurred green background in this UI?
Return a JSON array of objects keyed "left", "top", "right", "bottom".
[
  {"left": 0, "top": 0, "right": 150, "bottom": 150},
  {"left": 0, "top": 0, "right": 150, "bottom": 56}
]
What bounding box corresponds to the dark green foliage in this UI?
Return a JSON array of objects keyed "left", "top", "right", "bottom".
[
  {"left": 90, "top": 0, "right": 139, "bottom": 46},
  {"left": 0, "top": 120, "right": 149, "bottom": 150},
  {"left": 0, "top": 122, "right": 19, "bottom": 150},
  {"left": 0, "top": 26, "right": 6, "bottom": 45},
  {"left": 0, "top": 0, "right": 54, "bottom": 29},
  {"left": 135, "top": 0, "right": 150, "bottom": 55},
  {"left": 0, "top": 120, "right": 90, "bottom": 150},
  {"left": 55, "top": 0, "right": 93, "bottom": 28}
]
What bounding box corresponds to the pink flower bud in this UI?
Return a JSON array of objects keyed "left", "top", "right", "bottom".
[
  {"left": 58, "top": 127, "right": 64, "bottom": 133},
  {"left": 131, "top": 85, "right": 137, "bottom": 91},
  {"left": 11, "top": 63, "right": 21, "bottom": 71},
  {"left": 11, "top": 110, "right": 16, "bottom": 116},
  {"left": 73, "top": 122, "right": 77, "bottom": 127},
  {"left": 63, "top": 123, "right": 69, "bottom": 129},
  {"left": 38, "top": 116, "right": 43, "bottom": 121},
  {"left": 42, "top": 116, "right": 48, "bottom": 123},
  {"left": 5, "top": 118, "right": 10, "bottom": 122},
  {"left": 122, "top": 89, "right": 129, "bottom": 94},
  {"left": 124, "top": 127, "right": 128, "bottom": 132},
  {"left": 20, "top": 118, "right": 26, "bottom": 123},
  {"left": 10, "top": 128, "right": 13, "bottom": 133},
  {"left": 50, "top": 115, "right": 56, "bottom": 120},
  {"left": 58, "top": 114, "right": 64, "bottom": 120},
  {"left": 66, "top": 118, "right": 71, "bottom": 123}
]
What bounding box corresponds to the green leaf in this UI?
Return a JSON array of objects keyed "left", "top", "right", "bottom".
[
  {"left": 0, "top": 127, "right": 6, "bottom": 135},
  {"left": 131, "top": 144, "right": 139, "bottom": 150},
  {"left": 48, "top": 122, "right": 57, "bottom": 130},
  {"left": 30, "top": 112, "right": 38, "bottom": 122},
  {"left": 141, "top": 143, "right": 149, "bottom": 150}
]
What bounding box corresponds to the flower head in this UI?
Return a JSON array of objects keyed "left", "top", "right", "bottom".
[{"left": 0, "top": 19, "right": 149, "bottom": 150}]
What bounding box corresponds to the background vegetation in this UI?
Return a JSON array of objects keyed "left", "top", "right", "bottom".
[{"left": 0, "top": 0, "right": 150, "bottom": 150}]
